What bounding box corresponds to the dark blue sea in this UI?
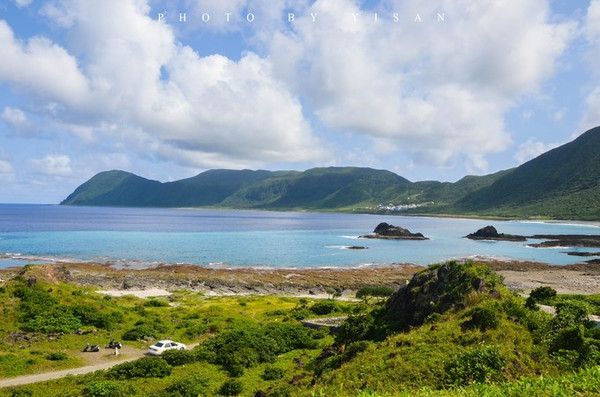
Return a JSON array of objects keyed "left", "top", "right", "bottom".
[{"left": 1, "top": 204, "right": 599, "bottom": 269}]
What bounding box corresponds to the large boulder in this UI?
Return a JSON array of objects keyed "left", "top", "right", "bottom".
[
  {"left": 384, "top": 261, "right": 503, "bottom": 331},
  {"left": 361, "top": 222, "right": 428, "bottom": 240}
]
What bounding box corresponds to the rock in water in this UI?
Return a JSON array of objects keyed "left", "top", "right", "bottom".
[
  {"left": 361, "top": 222, "right": 428, "bottom": 240},
  {"left": 465, "top": 225, "right": 526, "bottom": 242}
]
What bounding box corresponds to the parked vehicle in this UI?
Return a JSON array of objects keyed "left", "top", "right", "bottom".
[
  {"left": 83, "top": 343, "right": 100, "bottom": 352},
  {"left": 147, "top": 340, "right": 186, "bottom": 356},
  {"left": 107, "top": 338, "right": 122, "bottom": 349}
]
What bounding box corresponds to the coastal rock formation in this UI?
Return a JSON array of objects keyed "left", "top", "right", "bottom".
[
  {"left": 360, "top": 222, "right": 428, "bottom": 240},
  {"left": 465, "top": 225, "right": 526, "bottom": 242},
  {"left": 384, "top": 261, "right": 502, "bottom": 331},
  {"left": 528, "top": 235, "right": 600, "bottom": 248}
]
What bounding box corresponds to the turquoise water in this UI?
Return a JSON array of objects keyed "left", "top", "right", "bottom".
[{"left": 0, "top": 204, "right": 599, "bottom": 268}]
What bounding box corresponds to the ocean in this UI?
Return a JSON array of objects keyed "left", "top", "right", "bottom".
[{"left": 1, "top": 204, "right": 599, "bottom": 269}]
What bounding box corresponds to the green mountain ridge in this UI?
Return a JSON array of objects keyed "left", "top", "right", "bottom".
[{"left": 62, "top": 126, "right": 600, "bottom": 220}]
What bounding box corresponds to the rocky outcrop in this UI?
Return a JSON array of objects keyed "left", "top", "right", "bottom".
[
  {"left": 360, "top": 222, "right": 428, "bottom": 240},
  {"left": 465, "top": 225, "right": 526, "bottom": 242},
  {"left": 528, "top": 235, "right": 600, "bottom": 248},
  {"left": 384, "top": 261, "right": 502, "bottom": 331}
]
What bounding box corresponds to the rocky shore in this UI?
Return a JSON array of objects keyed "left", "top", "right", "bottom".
[{"left": 3, "top": 258, "right": 600, "bottom": 297}]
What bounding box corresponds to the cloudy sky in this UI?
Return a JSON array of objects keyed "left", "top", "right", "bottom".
[{"left": 0, "top": 0, "right": 599, "bottom": 203}]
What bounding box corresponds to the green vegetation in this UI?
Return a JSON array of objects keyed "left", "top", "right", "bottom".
[
  {"left": 4, "top": 262, "right": 600, "bottom": 396},
  {"left": 61, "top": 127, "right": 600, "bottom": 220}
]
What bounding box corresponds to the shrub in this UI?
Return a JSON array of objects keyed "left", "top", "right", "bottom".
[
  {"left": 45, "top": 352, "right": 68, "bottom": 361},
  {"left": 356, "top": 286, "right": 395, "bottom": 303},
  {"left": 219, "top": 379, "right": 243, "bottom": 396},
  {"left": 551, "top": 324, "right": 586, "bottom": 353},
  {"left": 529, "top": 286, "right": 557, "bottom": 304},
  {"left": 310, "top": 300, "right": 338, "bottom": 315},
  {"left": 289, "top": 307, "right": 310, "bottom": 320},
  {"left": 164, "top": 374, "right": 209, "bottom": 397},
  {"left": 195, "top": 323, "right": 318, "bottom": 372},
  {"left": 262, "top": 366, "right": 285, "bottom": 380},
  {"left": 71, "top": 304, "right": 116, "bottom": 330},
  {"left": 14, "top": 286, "right": 59, "bottom": 324},
  {"left": 83, "top": 380, "right": 136, "bottom": 397},
  {"left": 108, "top": 357, "right": 172, "bottom": 380},
  {"left": 445, "top": 346, "right": 506, "bottom": 386},
  {"left": 23, "top": 306, "right": 82, "bottom": 333},
  {"left": 10, "top": 390, "right": 33, "bottom": 397},
  {"left": 144, "top": 299, "right": 169, "bottom": 307},
  {"left": 336, "top": 314, "right": 374, "bottom": 346},
  {"left": 183, "top": 323, "right": 208, "bottom": 338},
  {"left": 122, "top": 322, "right": 166, "bottom": 341},
  {"left": 464, "top": 306, "right": 500, "bottom": 331},
  {"left": 161, "top": 349, "right": 195, "bottom": 366},
  {"left": 553, "top": 300, "right": 591, "bottom": 330}
]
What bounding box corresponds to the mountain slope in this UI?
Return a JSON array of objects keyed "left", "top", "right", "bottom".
[
  {"left": 61, "top": 126, "right": 600, "bottom": 219},
  {"left": 456, "top": 126, "right": 600, "bottom": 219},
  {"left": 61, "top": 167, "right": 414, "bottom": 210}
]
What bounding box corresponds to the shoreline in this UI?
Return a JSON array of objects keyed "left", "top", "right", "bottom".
[{"left": 2, "top": 259, "right": 600, "bottom": 298}]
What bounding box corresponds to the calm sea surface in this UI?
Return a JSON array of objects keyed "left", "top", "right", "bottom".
[{"left": 1, "top": 204, "right": 599, "bottom": 269}]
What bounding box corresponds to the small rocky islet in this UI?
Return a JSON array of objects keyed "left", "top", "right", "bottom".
[
  {"left": 360, "top": 222, "right": 428, "bottom": 240},
  {"left": 465, "top": 225, "right": 527, "bottom": 242}
]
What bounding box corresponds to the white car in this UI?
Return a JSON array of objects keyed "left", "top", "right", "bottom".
[{"left": 147, "top": 340, "right": 187, "bottom": 356}]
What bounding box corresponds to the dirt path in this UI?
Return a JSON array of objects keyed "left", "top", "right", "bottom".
[{"left": 0, "top": 344, "right": 198, "bottom": 389}]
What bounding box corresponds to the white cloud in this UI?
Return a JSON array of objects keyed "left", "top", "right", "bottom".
[
  {"left": 14, "top": 0, "right": 33, "bottom": 8},
  {"left": 2, "top": 106, "right": 26, "bottom": 124},
  {"left": 0, "top": 20, "right": 89, "bottom": 107},
  {"left": 2, "top": 0, "right": 325, "bottom": 169},
  {"left": 581, "top": 0, "right": 600, "bottom": 130},
  {"left": 265, "top": 0, "right": 574, "bottom": 172},
  {"left": 29, "top": 154, "right": 73, "bottom": 176},
  {"left": 2, "top": 106, "right": 39, "bottom": 135},
  {"left": 0, "top": 160, "right": 14, "bottom": 175},
  {"left": 0, "top": 0, "right": 577, "bottom": 178},
  {"left": 514, "top": 139, "right": 560, "bottom": 164}
]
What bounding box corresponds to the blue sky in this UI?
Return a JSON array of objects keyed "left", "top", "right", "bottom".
[{"left": 1, "top": 0, "right": 599, "bottom": 204}]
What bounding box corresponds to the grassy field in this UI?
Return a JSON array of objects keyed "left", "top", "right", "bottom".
[{"left": 3, "top": 262, "right": 600, "bottom": 396}]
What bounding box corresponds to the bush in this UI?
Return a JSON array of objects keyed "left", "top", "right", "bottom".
[
  {"left": 356, "top": 286, "right": 395, "bottom": 303},
  {"left": 10, "top": 390, "right": 33, "bottom": 397},
  {"left": 121, "top": 322, "right": 166, "bottom": 341},
  {"left": 445, "top": 346, "right": 506, "bottom": 386},
  {"left": 183, "top": 323, "right": 208, "bottom": 338},
  {"left": 83, "top": 380, "right": 136, "bottom": 397},
  {"left": 13, "top": 286, "right": 57, "bottom": 318},
  {"left": 262, "top": 366, "right": 285, "bottom": 380},
  {"left": 551, "top": 324, "right": 586, "bottom": 353},
  {"left": 23, "top": 306, "right": 82, "bottom": 333},
  {"left": 144, "top": 299, "right": 169, "bottom": 307},
  {"left": 164, "top": 374, "right": 209, "bottom": 397},
  {"left": 108, "top": 357, "right": 172, "bottom": 380},
  {"left": 196, "top": 323, "right": 318, "bottom": 372},
  {"left": 161, "top": 349, "right": 195, "bottom": 366},
  {"left": 289, "top": 307, "right": 310, "bottom": 321},
  {"left": 336, "top": 314, "right": 374, "bottom": 345},
  {"left": 219, "top": 379, "right": 243, "bottom": 396},
  {"left": 45, "top": 352, "right": 68, "bottom": 361},
  {"left": 553, "top": 300, "right": 591, "bottom": 330},
  {"left": 71, "top": 304, "right": 116, "bottom": 330},
  {"left": 310, "top": 300, "right": 338, "bottom": 315},
  {"left": 529, "top": 286, "right": 557, "bottom": 304},
  {"left": 464, "top": 306, "right": 500, "bottom": 331}
]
